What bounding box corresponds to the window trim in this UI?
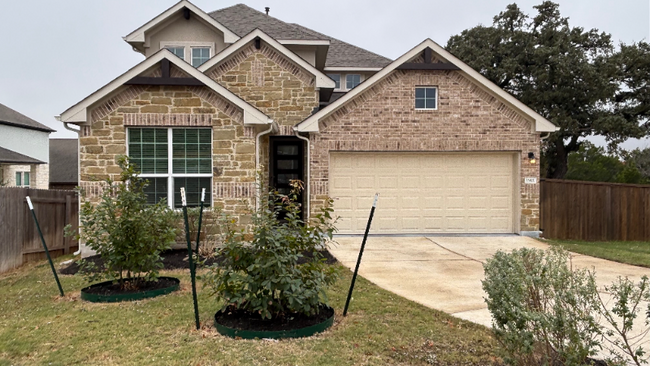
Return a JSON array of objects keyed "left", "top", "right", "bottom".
[
  {"left": 160, "top": 41, "right": 215, "bottom": 66},
  {"left": 345, "top": 74, "right": 362, "bottom": 90},
  {"left": 328, "top": 73, "right": 365, "bottom": 92},
  {"left": 327, "top": 74, "right": 341, "bottom": 90},
  {"left": 126, "top": 127, "right": 213, "bottom": 209},
  {"left": 414, "top": 86, "right": 438, "bottom": 111},
  {"left": 15, "top": 171, "right": 29, "bottom": 187}
]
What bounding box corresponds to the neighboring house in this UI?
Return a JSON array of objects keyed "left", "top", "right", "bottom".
[
  {"left": 0, "top": 103, "right": 54, "bottom": 189},
  {"left": 49, "top": 139, "right": 79, "bottom": 190},
  {"left": 58, "top": 1, "right": 558, "bottom": 238}
]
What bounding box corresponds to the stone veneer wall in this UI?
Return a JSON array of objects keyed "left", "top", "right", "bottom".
[
  {"left": 80, "top": 85, "right": 257, "bottom": 222},
  {"left": 2, "top": 164, "right": 49, "bottom": 189},
  {"left": 310, "top": 69, "right": 541, "bottom": 232}
]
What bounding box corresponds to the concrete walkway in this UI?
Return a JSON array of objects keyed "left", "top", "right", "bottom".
[{"left": 330, "top": 235, "right": 650, "bottom": 327}]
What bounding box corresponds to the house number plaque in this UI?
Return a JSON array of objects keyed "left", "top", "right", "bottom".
[{"left": 524, "top": 177, "right": 538, "bottom": 184}]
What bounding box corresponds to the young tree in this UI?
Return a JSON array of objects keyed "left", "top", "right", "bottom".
[
  {"left": 446, "top": 1, "right": 650, "bottom": 178},
  {"left": 565, "top": 142, "right": 647, "bottom": 184}
]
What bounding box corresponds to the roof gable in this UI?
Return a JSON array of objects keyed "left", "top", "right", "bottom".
[
  {"left": 123, "top": 0, "right": 240, "bottom": 47},
  {"left": 0, "top": 103, "right": 54, "bottom": 132},
  {"left": 295, "top": 39, "right": 559, "bottom": 133},
  {"left": 198, "top": 29, "right": 335, "bottom": 89},
  {"left": 58, "top": 50, "right": 270, "bottom": 126},
  {"left": 0, "top": 146, "right": 45, "bottom": 164}
]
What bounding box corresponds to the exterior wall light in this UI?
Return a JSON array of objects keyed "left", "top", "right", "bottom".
[{"left": 528, "top": 152, "right": 536, "bottom": 164}]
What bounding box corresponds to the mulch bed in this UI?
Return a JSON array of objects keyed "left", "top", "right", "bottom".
[
  {"left": 60, "top": 249, "right": 337, "bottom": 275},
  {"left": 81, "top": 277, "right": 178, "bottom": 296},
  {"left": 215, "top": 305, "right": 334, "bottom": 332}
]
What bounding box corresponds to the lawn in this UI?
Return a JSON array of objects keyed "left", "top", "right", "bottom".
[
  {"left": 544, "top": 239, "right": 650, "bottom": 268},
  {"left": 0, "top": 256, "right": 501, "bottom": 366}
]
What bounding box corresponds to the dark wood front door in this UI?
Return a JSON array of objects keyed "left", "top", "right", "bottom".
[{"left": 270, "top": 137, "right": 304, "bottom": 218}]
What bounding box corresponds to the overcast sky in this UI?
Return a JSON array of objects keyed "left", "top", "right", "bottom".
[{"left": 1, "top": 0, "right": 648, "bottom": 148}]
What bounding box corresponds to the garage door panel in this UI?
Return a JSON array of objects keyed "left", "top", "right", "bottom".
[{"left": 330, "top": 152, "right": 514, "bottom": 234}]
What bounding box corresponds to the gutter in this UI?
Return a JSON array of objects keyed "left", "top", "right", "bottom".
[
  {"left": 293, "top": 129, "right": 310, "bottom": 221},
  {"left": 58, "top": 118, "right": 83, "bottom": 256}
]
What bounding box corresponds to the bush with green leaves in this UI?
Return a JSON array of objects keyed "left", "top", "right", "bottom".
[
  {"left": 482, "top": 247, "right": 601, "bottom": 365},
  {"left": 70, "top": 155, "right": 178, "bottom": 289},
  {"left": 203, "top": 181, "right": 339, "bottom": 320}
]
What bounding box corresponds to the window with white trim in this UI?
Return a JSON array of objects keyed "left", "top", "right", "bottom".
[
  {"left": 165, "top": 46, "right": 185, "bottom": 59},
  {"left": 191, "top": 47, "right": 210, "bottom": 67},
  {"left": 415, "top": 87, "right": 437, "bottom": 110},
  {"left": 327, "top": 74, "right": 340, "bottom": 89},
  {"left": 346, "top": 74, "right": 361, "bottom": 89},
  {"left": 15, "top": 171, "right": 30, "bottom": 187},
  {"left": 128, "top": 128, "right": 212, "bottom": 208}
]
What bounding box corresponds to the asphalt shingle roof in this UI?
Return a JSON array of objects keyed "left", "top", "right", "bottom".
[
  {"left": 0, "top": 146, "right": 45, "bottom": 164},
  {"left": 49, "top": 139, "right": 78, "bottom": 184},
  {"left": 209, "top": 4, "right": 392, "bottom": 69},
  {"left": 0, "top": 103, "right": 55, "bottom": 132}
]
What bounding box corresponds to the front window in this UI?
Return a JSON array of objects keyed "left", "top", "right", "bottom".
[
  {"left": 128, "top": 128, "right": 212, "bottom": 208},
  {"left": 346, "top": 74, "right": 361, "bottom": 89},
  {"left": 15, "top": 171, "right": 29, "bottom": 187},
  {"left": 327, "top": 74, "right": 340, "bottom": 89},
  {"left": 165, "top": 46, "right": 185, "bottom": 59},
  {"left": 191, "top": 48, "right": 210, "bottom": 67},
  {"left": 415, "top": 87, "right": 437, "bottom": 110}
]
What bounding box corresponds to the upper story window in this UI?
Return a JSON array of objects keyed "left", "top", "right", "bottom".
[
  {"left": 191, "top": 47, "right": 210, "bottom": 67},
  {"left": 128, "top": 127, "right": 212, "bottom": 208},
  {"left": 160, "top": 42, "right": 214, "bottom": 68},
  {"left": 346, "top": 74, "right": 361, "bottom": 89},
  {"left": 327, "top": 74, "right": 341, "bottom": 89},
  {"left": 166, "top": 46, "right": 185, "bottom": 59},
  {"left": 415, "top": 87, "right": 438, "bottom": 110}
]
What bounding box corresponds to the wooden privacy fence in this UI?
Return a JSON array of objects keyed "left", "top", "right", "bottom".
[
  {"left": 540, "top": 179, "right": 650, "bottom": 241},
  {"left": 0, "top": 187, "right": 79, "bottom": 273}
]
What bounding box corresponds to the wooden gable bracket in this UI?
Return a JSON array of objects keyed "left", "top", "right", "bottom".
[
  {"left": 396, "top": 47, "right": 460, "bottom": 70},
  {"left": 125, "top": 59, "right": 204, "bottom": 86}
]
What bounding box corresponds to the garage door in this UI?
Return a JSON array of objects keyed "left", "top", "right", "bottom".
[{"left": 330, "top": 152, "right": 516, "bottom": 234}]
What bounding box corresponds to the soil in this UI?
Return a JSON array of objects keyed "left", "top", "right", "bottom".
[
  {"left": 60, "top": 249, "right": 337, "bottom": 275},
  {"left": 215, "top": 305, "right": 334, "bottom": 332},
  {"left": 81, "top": 277, "right": 178, "bottom": 296}
]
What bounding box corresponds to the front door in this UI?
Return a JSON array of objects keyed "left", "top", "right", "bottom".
[{"left": 270, "top": 137, "right": 305, "bottom": 218}]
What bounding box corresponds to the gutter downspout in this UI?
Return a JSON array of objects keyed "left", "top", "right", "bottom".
[
  {"left": 59, "top": 120, "right": 83, "bottom": 256},
  {"left": 294, "top": 129, "right": 310, "bottom": 221},
  {"left": 255, "top": 121, "right": 276, "bottom": 211}
]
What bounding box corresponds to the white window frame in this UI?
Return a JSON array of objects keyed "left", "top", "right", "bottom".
[
  {"left": 415, "top": 86, "right": 438, "bottom": 111},
  {"left": 329, "top": 73, "right": 365, "bottom": 92},
  {"left": 15, "top": 171, "right": 30, "bottom": 187},
  {"left": 327, "top": 74, "right": 341, "bottom": 89},
  {"left": 126, "top": 127, "right": 213, "bottom": 209},
  {"left": 160, "top": 41, "right": 215, "bottom": 67},
  {"left": 345, "top": 74, "right": 362, "bottom": 90}
]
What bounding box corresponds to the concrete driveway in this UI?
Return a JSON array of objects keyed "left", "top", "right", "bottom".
[{"left": 330, "top": 235, "right": 650, "bottom": 328}]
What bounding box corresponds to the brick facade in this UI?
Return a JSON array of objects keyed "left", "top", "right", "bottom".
[{"left": 309, "top": 69, "right": 541, "bottom": 232}]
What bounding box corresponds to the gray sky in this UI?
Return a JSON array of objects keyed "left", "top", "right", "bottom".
[{"left": 1, "top": 0, "right": 648, "bottom": 148}]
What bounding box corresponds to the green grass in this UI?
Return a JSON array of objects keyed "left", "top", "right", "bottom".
[
  {"left": 0, "top": 257, "right": 501, "bottom": 366},
  {"left": 545, "top": 239, "right": 650, "bottom": 268}
]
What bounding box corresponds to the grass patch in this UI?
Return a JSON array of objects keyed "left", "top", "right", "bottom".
[
  {"left": 0, "top": 256, "right": 501, "bottom": 365},
  {"left": 544, "top": 239, "right": 650, "bottom": 268}
]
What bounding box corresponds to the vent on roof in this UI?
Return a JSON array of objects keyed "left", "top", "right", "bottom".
[{"left": 265, "top": 7, "right": 270, "bottom": 15}]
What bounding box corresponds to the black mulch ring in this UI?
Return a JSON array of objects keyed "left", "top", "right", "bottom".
[
  {"left": 215, "top": 305, "right": 334, "bottom": 332},
  {"left": 60, "top": 249, "right": 338, "bottom": 275},
  {"left": 81, "top": 277, "right": 178, "bottom": 296}
]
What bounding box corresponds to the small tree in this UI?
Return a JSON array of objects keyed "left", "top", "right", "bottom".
[
  {"left": 203, "top": 180, "right": 339, "bottom": 320},
  {"left": 72, "top": 155, "right": 178, "bottom": 289}
]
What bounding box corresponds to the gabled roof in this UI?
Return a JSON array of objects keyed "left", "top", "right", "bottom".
[
  {"left": 295, "top": 39, "right": 559, "bottom": 134},
  {"left": 198, "top": 29, "right": 336, "bottom": 89},
  {"left": 0, "top": 146, "right": 45, "bottom": 164},
  {"left": 58, "top": 49, "right": 271, "bottom": 126},
  {"left": 0, "top": 103, "right": 55, "bottom": 133},
  {"left": 49, "top": 139, "right": 78, "bottom": 184},
  {"left": 210, "top": 4, "right": 391, "bottom": 69},
  {"left": 123, "top": 0, "right": 240, "bottom": 46}
]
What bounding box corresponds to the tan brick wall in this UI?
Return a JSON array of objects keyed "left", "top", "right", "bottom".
[
  {"left": 80, "top": 85, "right": 257, "bottom": 222},
  {"left": 310, "top": 69, "right": 541, "bottom": 232}
]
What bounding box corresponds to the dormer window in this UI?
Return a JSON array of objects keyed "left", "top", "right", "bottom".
[
  {"left": 161, "top": 42, "right": 214, "bottom": 67},
  {"left": 327, "top": 74, "right": 341, "bottom": 89},
  {"left": 346, "top": 74, "right": 361, "bottom": 89}
]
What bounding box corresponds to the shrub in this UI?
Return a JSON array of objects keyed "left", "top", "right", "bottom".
[
  {"left": 203, "top": 180, "right": 339, "bottom": 320},
  {"left": 482, "top": 247, "right": 601, "bottom": 365},
  {"left": 70, "top": 155, "right": 178, "bottom": 288}
]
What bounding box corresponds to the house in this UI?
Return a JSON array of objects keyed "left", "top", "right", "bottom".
[
  {"left": 49, "top": 139, "right": 79, "bottom": 190},
  {"left": 0, "top": 103, "right": 54, "bottom": 189},
  {"left": 58, "top": 1, "right": 557, "bottom": 239}
]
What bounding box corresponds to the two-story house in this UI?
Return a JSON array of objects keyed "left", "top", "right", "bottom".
[
  {"left": 0, "top": 103, "right": 53, "bottom": 189},
  {"left": 58, "top": 1, "right": 557, "bottom": 239}
]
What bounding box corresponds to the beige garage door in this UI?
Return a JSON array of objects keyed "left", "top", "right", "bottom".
[{"left": 330, "top": 152, "right": 516, "bottom": 234}]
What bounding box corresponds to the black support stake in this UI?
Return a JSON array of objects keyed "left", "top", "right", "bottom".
[
  {"left": 181, "top": 188, "right": 201, "bottom": 330},
  {"left": 343, "top": 193, "right": 379, "bottom": 316},
  {"left": 26, "top": 196, "right": 64, "bottom": 297}
]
